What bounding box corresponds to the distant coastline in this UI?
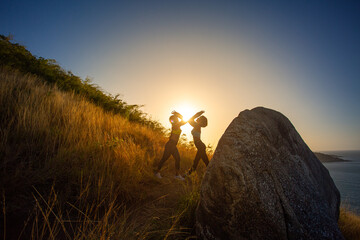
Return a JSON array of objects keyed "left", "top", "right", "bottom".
[{"left": 315, "top": 152, "right": 347, "bottom": 163}]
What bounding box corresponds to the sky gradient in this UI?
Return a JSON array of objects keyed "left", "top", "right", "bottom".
[{"left": 2, "top": 0, "right": 360, "bottom": 151}]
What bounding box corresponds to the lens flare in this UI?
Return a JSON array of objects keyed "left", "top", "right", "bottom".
[{"left": 173, "top": 102, "right": 198, "bottom": 137}]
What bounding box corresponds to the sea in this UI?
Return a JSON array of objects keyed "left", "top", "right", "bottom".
[{"left": 322, "top": 150, "right": 360, "bottom": 214}]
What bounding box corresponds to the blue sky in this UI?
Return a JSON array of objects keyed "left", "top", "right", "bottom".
[{"left": 1, "top": 0, "right": 360, "bottom": 150}]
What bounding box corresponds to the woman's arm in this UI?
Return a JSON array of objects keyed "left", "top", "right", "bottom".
[
  {"left": 171, "top": 110, "right": 187, "bottom": 126},
  {"left": 171, "top": 110, "right": 184, "bottom": 120},
  {"left": 189, "top": 111, "right": 204, "bottom": 120},
  {"left": 188, "top": 110, "right": 205, "bottom": 127}
]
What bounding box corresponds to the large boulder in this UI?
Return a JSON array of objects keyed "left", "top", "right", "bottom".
[{"left": 196, "top": 107, "right": 343, "bottom": 240}]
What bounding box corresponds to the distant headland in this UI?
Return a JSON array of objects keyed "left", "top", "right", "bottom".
[{"left": 315, "top": 152, "right": 347, "bottom": 163}]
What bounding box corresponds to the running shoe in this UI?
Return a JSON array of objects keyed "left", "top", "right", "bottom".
[
  {"left": 174, "top": 175, "right": 185, "bottom": 181},
  {"left": 155, "top": 172, "right": 162, "bottom": 179}
]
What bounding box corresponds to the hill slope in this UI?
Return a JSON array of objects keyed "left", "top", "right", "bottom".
[
  {"left": 0, "top": 35, "right": 159, "bottom": 127},
  {"left": 0, "top": 68, "right": 205, "bottom": 239}
]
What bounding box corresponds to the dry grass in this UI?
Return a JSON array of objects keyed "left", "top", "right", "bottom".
[
  {"left": 3, "top": 68, "right": 358, "bottom": 239},
  {"left": 339, "top": 207, "right": 360, "bottom": 240},
  {"left": 0, "top": 68, "right": 208, "bottom": 239}
]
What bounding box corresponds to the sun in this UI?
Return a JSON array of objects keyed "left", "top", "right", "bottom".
[
  {"left": 174, "top": 103, "right": 197, "bottom": 121},
  {"left": 173, "top": 102, "right": 198, "bottom": 136}
]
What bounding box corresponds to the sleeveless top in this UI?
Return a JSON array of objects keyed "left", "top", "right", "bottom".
[
  {"left": 191, "top": 127, "right": 201, "bottom": 141},
  {"left": 170, "top": 128, "right": 182, "bottom": 143}
]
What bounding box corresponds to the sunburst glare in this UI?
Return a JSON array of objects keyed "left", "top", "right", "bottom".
[{"left": 173, "top": 102, "right": 199, "bottom": 138}]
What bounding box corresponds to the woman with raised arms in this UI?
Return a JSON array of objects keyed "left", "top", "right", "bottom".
[
  {"left": 186, "top": 110, "right": 209, "bottom": 175},
  {"left": 155, "top": 111, "right": 186, "bottom": 180}
]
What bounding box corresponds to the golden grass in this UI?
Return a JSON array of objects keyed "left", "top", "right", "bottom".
[
  {"left": 339, "top": 207, "right": 360, "bottom": 240},
  {"left": 0, "top": 68, "right": 207, "bottom": 239},
  {"left": 4, "top": 68, "right": 359, "bottom": 239}
]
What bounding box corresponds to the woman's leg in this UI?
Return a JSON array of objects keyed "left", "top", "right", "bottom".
[
  {"left": 189, "top": 150, "right": 201, "bottom": 174},
  {"left": 172, "top": 147, "right": 181, "bottom": 175},
  {"left": 198, "top": 142, "right": 209, "bottom": 166},
  {"left": 200, "top": 148, "right": 209, "bottom": 166},
  {"left": 189, "top": 141, "right": 208, "bottom": 174},
  {"left": 157, "top": 142, "right": 172, "bottom": 171}
]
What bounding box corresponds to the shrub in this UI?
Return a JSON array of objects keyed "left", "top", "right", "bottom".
[{"left": 0, "top": 35, "right": 161, "bottom": 129}]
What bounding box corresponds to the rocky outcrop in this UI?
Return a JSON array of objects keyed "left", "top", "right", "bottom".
[{"left": 196, "top": 107, "right": 343, "bottom": 240}]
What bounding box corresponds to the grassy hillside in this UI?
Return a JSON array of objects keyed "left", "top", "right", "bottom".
[
  {"left": 0, "top": 68, "right": 206, "bottom": 239},
  {"left": 0, "top": 35, "right": 160, "bottom": 128},
  {"left": 1, "top": 36, "right": 359, "bottom": 239}
]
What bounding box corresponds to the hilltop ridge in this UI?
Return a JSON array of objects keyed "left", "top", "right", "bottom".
[{"left": 0, "top": 35, "right": 160, "bottom": 128}]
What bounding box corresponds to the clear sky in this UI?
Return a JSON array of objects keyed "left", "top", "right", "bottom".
[{"left": 1, "top": 0, "right": 360, "bottom": 151}]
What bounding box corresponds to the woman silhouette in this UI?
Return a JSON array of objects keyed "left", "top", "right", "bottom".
[
  {"left": 155, "top": 111, "right": 186, "bottom": 180},
  {"left": 187, "top": 110, "right": 209, "bottom": 175}
]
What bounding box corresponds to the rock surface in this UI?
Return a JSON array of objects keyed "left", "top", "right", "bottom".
[{"left": 196, "top": 107, "right": 343, "bottom": 240}]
